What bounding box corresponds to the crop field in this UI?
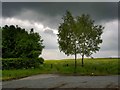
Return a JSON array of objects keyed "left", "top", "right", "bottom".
[{"left": 2, "top": 58, "right": 119, "bottom": 81}]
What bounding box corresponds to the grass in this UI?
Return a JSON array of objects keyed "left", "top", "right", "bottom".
[{"left": 2, "top": 58, "right": 119, "bottom": 81}]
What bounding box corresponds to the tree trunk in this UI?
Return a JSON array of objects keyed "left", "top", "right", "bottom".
[
  {"left": 74, "top": 52, "right": 77, "bottom": 73},
  {"left": 82, "top": 54, "right": 84, "bottom": 67}
]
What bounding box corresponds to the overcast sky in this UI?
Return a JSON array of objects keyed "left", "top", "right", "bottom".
[{"left": 1, "top": 2, "right": 118, "bottom": 59}]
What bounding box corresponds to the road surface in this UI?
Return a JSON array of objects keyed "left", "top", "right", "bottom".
[{"left": 2, "top": 74, "right": 119, "bottom": 89}]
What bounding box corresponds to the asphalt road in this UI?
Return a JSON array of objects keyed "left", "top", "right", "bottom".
[{"left": 2, "top": 74, "right": 119, "bottom": 89}]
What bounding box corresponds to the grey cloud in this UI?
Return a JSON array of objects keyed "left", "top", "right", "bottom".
[
  {"left": 2, "top": 2, "right": 118, "bottom": 27},
  {"left": 1, "top": 2, "right": 119, "bottom": 59},
  {"left": 101, "top": 33, "right": 118, "bottom": 51},
  {"left": 44, "top": 29, "right": 54, "bottom": 35},
  {"left": 41, "top": 33, "right": 58, "bottom": 49},
  {"left": 0, "top": 2, "right": 2, "bottom": 18},
  {"left": 100, "top": 20, "right": 118, "bottom": 52},
  {"left": 7, "top": 9, "right": 61, "bottom": 29},
  {"left": 100, "top": 41, "right": 118, "bottom": 51}
]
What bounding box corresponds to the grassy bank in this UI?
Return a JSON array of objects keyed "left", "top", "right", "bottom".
[{"left": 2, "top": 58, "right": 119, "bottom": 81}]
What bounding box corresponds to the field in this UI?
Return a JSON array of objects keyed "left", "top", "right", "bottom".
[{"left": 2, "top": 58, "right": 119, "bottom": 81}]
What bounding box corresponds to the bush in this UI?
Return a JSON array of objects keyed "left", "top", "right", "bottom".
[{"left": 2, "top": 57, "right": 44, "bottom": 70}]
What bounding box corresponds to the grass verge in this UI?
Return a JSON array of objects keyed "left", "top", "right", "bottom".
[{"left": 2, "top": 58, "right": 119, "bottom": 81}]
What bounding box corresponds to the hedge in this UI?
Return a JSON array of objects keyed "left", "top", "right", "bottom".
[{"left": 2, "top": 57, "right": 44, "bottom": 70}]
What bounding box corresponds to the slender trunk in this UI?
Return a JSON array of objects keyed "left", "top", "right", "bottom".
[
  {"left": 74, "top": 39, "right": 77, "bottom": 73},
  {"left": 74, "top": 52, "right": 77, "bottom": 73},
  {"left": 82, "top": 54, "right": 84, "bottom": 67},
  {"left": 81, "top": 42, "right": 85, "bottom": 67}
]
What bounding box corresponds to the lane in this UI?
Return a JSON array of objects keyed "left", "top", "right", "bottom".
[{"left": 2, "top": 74, "right": 119, "bottom": 89}]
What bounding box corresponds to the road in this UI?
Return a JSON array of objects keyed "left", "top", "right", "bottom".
[{"left": 2, "top": 74, "right": 119, "bottom": 89}]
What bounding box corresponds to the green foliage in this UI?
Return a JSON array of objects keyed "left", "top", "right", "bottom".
[
  {"left": 2, "top": 25, "right": 44, "bottom": 58},
  {"left": 58, "top": 11, "right": 104, "bottom": 57},
  {"left": 76, "top": 14, "right": 104, "bottom": 57},
  {"left": 2, "top": 57, "right": 44, "bottom": 70},
  {"left": 58, "top": 11, "right": 77, "bottom": 56},
  {"left": 57, "top": 11, "right": 104, "bottom": 66}
]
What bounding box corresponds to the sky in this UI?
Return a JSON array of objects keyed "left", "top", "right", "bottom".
[{"left": 1, "top": 2, "right": 119, "bottom": 59}]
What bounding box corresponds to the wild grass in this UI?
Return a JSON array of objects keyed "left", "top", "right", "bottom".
[{"left": 2, "top": 58, "right": 119, "bottom": 81}]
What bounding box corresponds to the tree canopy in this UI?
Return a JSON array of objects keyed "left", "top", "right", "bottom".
[
  {"left": 2, "top": 25, "right": 44, "bottom": 58},
  {"left": 57, "top": 11, "right": 104, "bottom": 67},
  {"left": 58, "top": 11, "right": 78, "bottom": 56}
]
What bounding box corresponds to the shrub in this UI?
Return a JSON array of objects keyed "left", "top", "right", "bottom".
[{"left": 2, "top": 58, "right": 44, "bottom": 70}]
